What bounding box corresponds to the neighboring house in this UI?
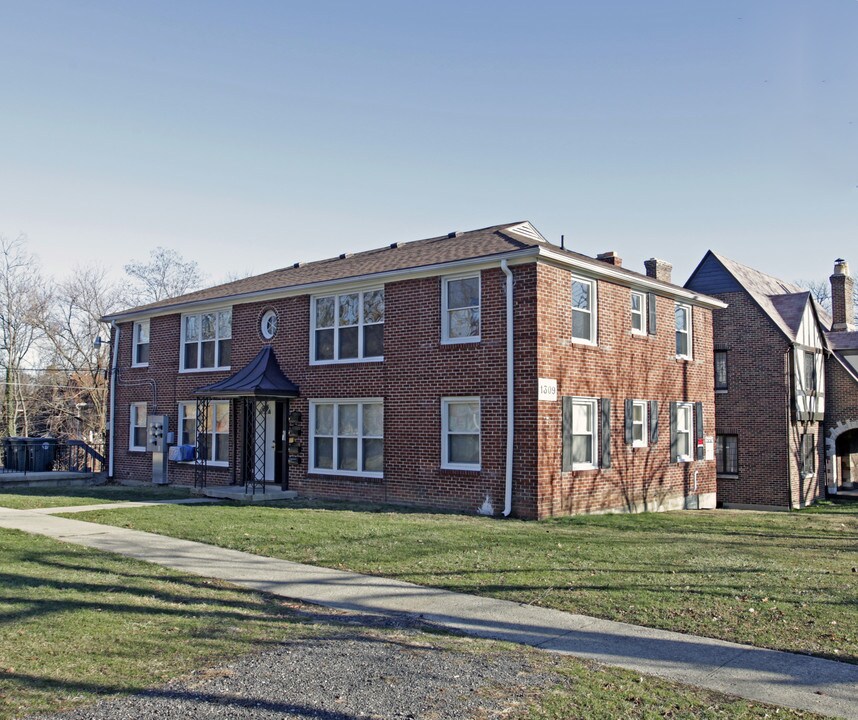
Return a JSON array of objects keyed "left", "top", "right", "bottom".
[
  {"left": 104, "top": 222, "right": 723, "bottom": 519},
  {"left": 824, "top": 260, "right": 858, "bottom": 492},
  {"left": 685, "top": 253, "right": 858, "bottom": 509}
]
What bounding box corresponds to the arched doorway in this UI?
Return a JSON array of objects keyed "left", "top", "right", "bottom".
[{"left": 826, "top": 421, "right": 858, "bottom": 491}]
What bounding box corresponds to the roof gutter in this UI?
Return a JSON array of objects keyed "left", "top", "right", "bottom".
[
  {"left": 501, "top": 259, "right": 514, "bottom": 517},
  {"left": 537, "top": 247, "right": 728, "bottom": 309}
]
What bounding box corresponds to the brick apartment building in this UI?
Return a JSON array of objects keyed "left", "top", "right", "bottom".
[
  {"left": 104, "top": 222, "right": 724, "bottom": 519},
  {"left": 685, "top": 253, "right": 858, "bottom": 509}
]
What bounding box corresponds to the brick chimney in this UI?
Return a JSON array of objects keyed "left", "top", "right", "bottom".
[
  {"left": 830, "top": 258, "right": 855, "bottom": 331},
  {"left": 596, "top": 251, "right": 622, "bottom": 267},
  {"left": 644, "top": 258, "right": 672, "bottom": 284}
]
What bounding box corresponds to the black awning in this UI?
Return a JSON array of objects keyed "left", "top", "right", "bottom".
[{"left": 194, "top": 346, "right": 299, "bottom": 399}]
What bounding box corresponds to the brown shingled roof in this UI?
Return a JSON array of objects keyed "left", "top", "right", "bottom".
[{"left": 107, "top": 221, "right": 540, "bottom": 319}]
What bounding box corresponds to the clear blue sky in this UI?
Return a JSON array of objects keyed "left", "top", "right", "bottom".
[{"left": 1, "top": 0, "right": 856, "bottom": 289}]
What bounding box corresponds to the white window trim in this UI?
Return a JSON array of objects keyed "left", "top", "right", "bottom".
[
  {"left": 630, "top": 291, "right": 646, "bottom": 336},
  {"left": 441, "top": 273, "right": 481, "bottom": 344},
  {"left": 571, "top": 397, "right": 599, "bottom": 470},
  {"left": 309, "top": 288, "right": 385, "bottom": 365},
  {"left": 129, "top": 402, "right": 147, "bottom": 451},
  {"left": 308, "top": 399, "right": 384, "bottom": 478},
  {"left": 676, "top": 402, "right": 694, "bottom": 463},
  {"left": 631, "top": 400, "right": 648, "bottom": 448},
  {"left": 441, "top": 396, "right": 481, "bottom": 471},
  {"left": 179, "top": 308, "right": 232, "bottom": 373},
  {"left": 675, "top": 303, "right": 693, "bottom": 360},
  {"left": 260, "top": 309, "right": 278, "bottom": 340},
  {"left": 177, "top": 400, "right": 230, "bottom": 466},
  {"left": 132, "top": 320, "right": 150, "bottom": 368},
  {"left": 571, "top": 275, "right": 598, "bottom": 346}
]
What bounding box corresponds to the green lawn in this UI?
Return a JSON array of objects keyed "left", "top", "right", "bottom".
[
  {"left": 68, "top": 500, "right": 858, "bottom": 663},
  {"left": 0, "top": 527, "right": 826, "bottom": 719},
  {"left": 0, "top": 484, "right": 193, "bottom": 509}
]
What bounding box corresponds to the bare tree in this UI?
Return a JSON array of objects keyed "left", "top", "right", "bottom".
[
  {"left": 0, "top": 235, "right": 48, "bottom": 436},
  {"left": 41, "top": 265, "right": 123, "bottom": 442},
  {"left": 124, "top": 246, "right": 205, "bottom": 304},
  {"left": 796, "top": 277, "right": 858, "bottom": 318}
]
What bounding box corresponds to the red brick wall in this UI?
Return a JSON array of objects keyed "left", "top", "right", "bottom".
[
  {"left": 534, "top": 263, "right": 717, "bottom": 517},
  {"left": 110, "top": 259, "right": 716, "bottom": 519},
  {"left": 708, "top": 292, "right": 824, "bottom": 508}
]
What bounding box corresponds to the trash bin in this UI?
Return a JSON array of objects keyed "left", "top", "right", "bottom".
[
  {"left": 6, "top": 437, "right": 27, "bottom": 472},
  {"left": 25, "top": 437, "right": 57, "bottom": 472}
]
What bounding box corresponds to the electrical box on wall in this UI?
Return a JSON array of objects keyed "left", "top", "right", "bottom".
[{"left": 148, "top": 414, "right": 169, "bottom": 485}]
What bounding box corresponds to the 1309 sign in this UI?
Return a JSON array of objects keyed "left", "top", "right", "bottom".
[{"left": 538, "top": 378, "right": 557, "bottom": 401}]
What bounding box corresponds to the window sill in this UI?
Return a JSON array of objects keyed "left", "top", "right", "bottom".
[
  {"left": 717, "top": 473, "right": 739, "bottom": 480},
  {"left": 440, "top": 465, "right": 481, "bottom": 473},
  {"left": 310, "top": 357, "right": 384, "bottom": 366},
  {"left": 179, "top": 367, "right": 231, "bottom": 374},
  {"left": 631, "top": 443, "right": 648, "bottom": 449},
  {"left": 630, "top": 330, "right": 647, "bottom": 338},
  {"left": 715, "top": 389, "right": 728, "bottom": 394},
  {"left": 307, "top": 472, "right": 384, "bottom": 483},
  {"left": 130, "top": 363, "right": 149, "bottom": 369},
  {"left": 441, "top": 336, "right": 481, "bottom": 345},
  {"left": 128, "top": 447, "right": 147, "bottom": 453},
  {"left": 569, "top": 464, "right": 599, "bottom": 472},
  {"left": 675, "top": 355, "right": 693, "bottom": 362},
  {"left": 309, "top": 468, "right": 383, "bottom": 480}
]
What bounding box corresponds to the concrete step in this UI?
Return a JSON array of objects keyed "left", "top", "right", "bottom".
[{"left": 200, "top": 485, "right": 298, "bottom": 504}]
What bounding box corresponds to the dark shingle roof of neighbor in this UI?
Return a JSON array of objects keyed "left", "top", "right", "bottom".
[
  {"left": 708, "top": 252, "right": 833, "bottom": 341},
  {"left": 106, "top": 221, "right": 717, "bottom": 320},
  {"left": 829, "top": 331, "right": 858, "bottom": 351}
]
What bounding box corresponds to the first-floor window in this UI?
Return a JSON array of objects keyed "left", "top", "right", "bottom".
[
  {"left": 631, "top": 400, "right": 647, "bottom": 448},
  {"left": 311, "top": 400, "right": 384, "bottom": 476},
  {"left": 567, "top": 397, "right": 598, "bottom": 470},
  {"left": 130, "top": 402, "right": 147, "bottom": 450},
  {"left": 800, "top": 434, "right": 816, "bottom": 476},
  {"left": 178, "top": 401, "right": 230, "bottom": 464},
  {"left": 441, "top": 397, "right": 481, "bottom": 470},
  {"left": 716, "top": 434, "right": 738, "bottom": 475},
  {"left": 675, "top": 403, "right": 694, "bottom": 462}
]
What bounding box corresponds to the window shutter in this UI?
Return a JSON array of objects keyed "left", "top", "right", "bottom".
[
  {"left": 647, "top": 293, "right": 657, "bottom": 335},
  {"left": 695, "top": 402, "right": 705, "bottom": 460},
  {"left": 669, "top": 402, "right": 678, "bottom": 463},
  {"left": 600, "top": 398, "right": 611, "bottom": 469},
  {"left": 561, "top": 397, "right": 573, "bottom": 472},
  {"left": 624, "top": 399, "right": 633, "bottom": 445},
  {"left": 649, "top": 400, "right": 659, "bottom": 444}
]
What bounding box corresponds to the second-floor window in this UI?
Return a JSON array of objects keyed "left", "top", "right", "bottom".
[
  {"left": 132, "top": 320, "right": 150, "bottom": 366},
  {"left": 572, "top": 276, "right": 597, "bottom": 344},
  {"left": 182, "top": 309, "right": 232, "bottom": 371},
  {"left": 715, "top": 351, "right": 728, "bottom": 391},
  {"left": 313, "top": 289, "right": 384, "bottom": 362},
  {"left": 630, "top": 291, "right": 646, "bottom": 335},
  {"left": 675, "top": 303, "right": 692, "bottom": 359},
  {"left": 803, "top": 350, "right": 818, "bottom": 393},
  {"left": 442, "top": 274, "right": 481, "bottom": 342}
]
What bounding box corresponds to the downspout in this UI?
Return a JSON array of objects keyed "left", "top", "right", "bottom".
[
  {"left": 501, "top": 260, "right": 514, "bottom": 517},
  {"left": 107, "top": 321, "right": 120, "bottom": 479}
]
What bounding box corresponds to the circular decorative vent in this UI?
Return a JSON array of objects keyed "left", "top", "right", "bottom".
[{"left": 260, "top": 309, "right": 278, "bottom": 339}]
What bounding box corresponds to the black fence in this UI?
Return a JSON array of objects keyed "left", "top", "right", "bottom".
[{"left": 1, "top": 438, "right": 106, "bottom": 474}]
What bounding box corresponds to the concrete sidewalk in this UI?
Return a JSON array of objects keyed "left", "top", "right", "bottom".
[{"left": 1, "top": 506, "right": 855, "bottom": 720}]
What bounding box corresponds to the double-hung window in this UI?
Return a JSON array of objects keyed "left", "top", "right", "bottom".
[
  {"left": 181, "top": 310, "right": 232, "bottom": 371},
  {"left": 803, "top": 351, "right": 817, "bottom": 394},
  {"left": 675, "top": 303, "right": 692, "bottom": 359},
  {"left": 715, "top": 351, "right": 728, "bottom": 391},
  {"left": 310, "top": 400, "right": 384, "bottom": 476},
  {"left": 132, "top": 320, "right": 150, "bottom": 366},
  {"left": 800, "top": 434, "right": 816, "bottom": 476},
  {"left": 441, "top": 397, "right": 481, "bottom": 470},
  {"left": 570, "top": 398, "right": 598, "bottom": 469},
  {"left": 178, "top": 401, "right": 230, "bottom": 464},
  {"left": 571, "top": 276, "right": 597, "bottom": 344},
  {"left": 129, "top": 402, "right": 147, "bottom": 451},
  {"left": 716, "top": 434, "right": 738, "bottom": 475},
  {"left": 674, "top": 402, "right": 694, "bottom": 462},
  {"left": 631, "top": 400, "right": 648, "bottom": 448},
  {"left": 442, "top": 274, "right": 480, "bottom": 342},
  {"left": 313, "top": 289, "right": 384, "bottom": 362},
  {"left": 630, "top": 291, "right": 646, "bottom": 335}
]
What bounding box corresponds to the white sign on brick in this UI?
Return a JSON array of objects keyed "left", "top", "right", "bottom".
[{"left": 538, "top": 378, "right": 557, "bottom": 402}]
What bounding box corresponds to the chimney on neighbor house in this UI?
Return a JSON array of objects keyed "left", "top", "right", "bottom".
[
  {"left": 596, "top": 251, "right": 622, "bottom": 267},
  {"left": 644, "top": 258, "right": 672, "bottom": 284},
  {"left": 830, "top": 258, "right": 855, "bottom": 331}
]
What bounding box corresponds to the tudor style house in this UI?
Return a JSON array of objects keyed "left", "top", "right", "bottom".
[
  {"left": 685, "top": 253, "right": 858, "bottom": 509},
  {"left": 105, "top": 222, "right": 724, "bottom": 519}
]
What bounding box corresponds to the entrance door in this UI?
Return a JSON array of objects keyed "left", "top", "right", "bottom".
[{"left": 254, "top": 401, "right": 280, "bottom": 483}]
